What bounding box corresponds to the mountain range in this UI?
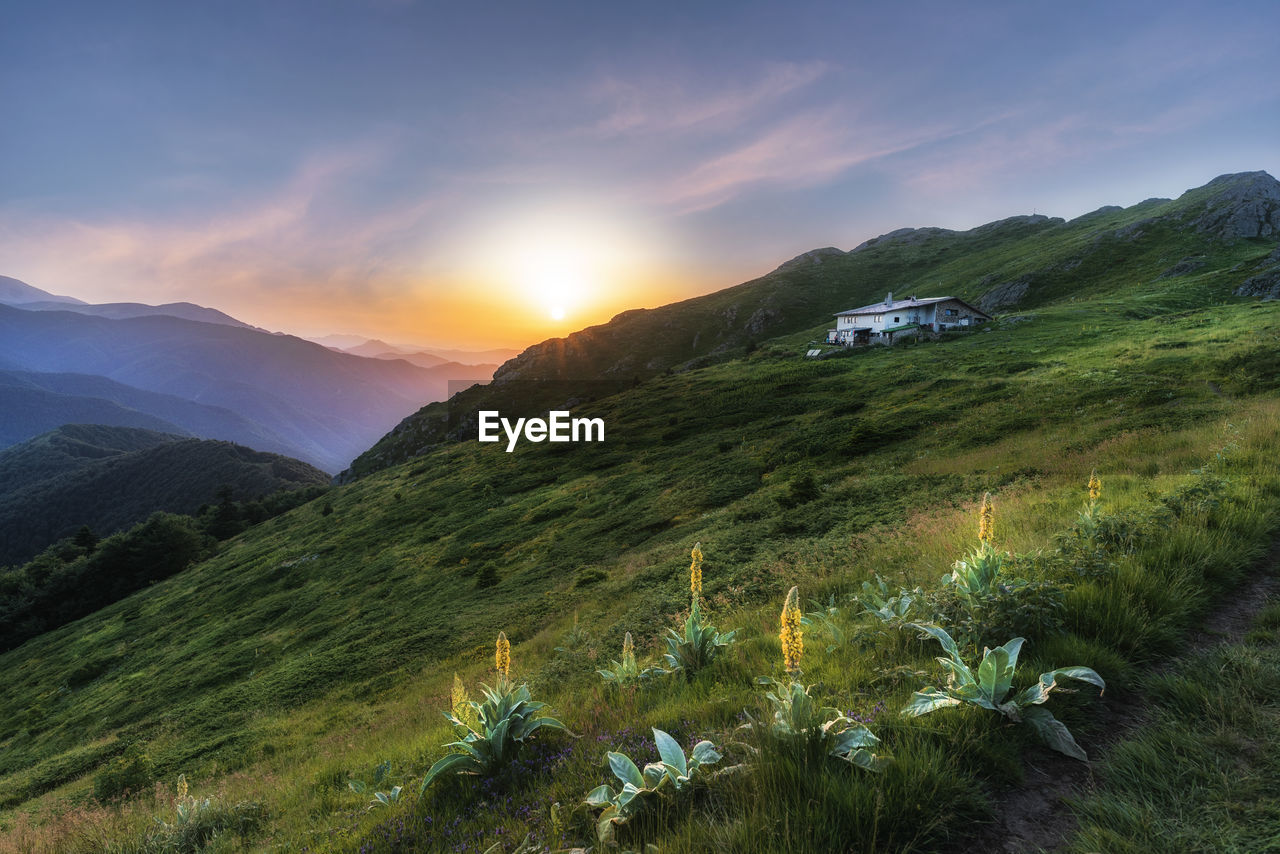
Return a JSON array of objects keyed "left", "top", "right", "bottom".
[{"left": 0, "top": 284, "right": 502, "bottom": 472}]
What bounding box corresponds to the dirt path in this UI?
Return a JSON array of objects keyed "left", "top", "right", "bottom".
[{"left": 976, "top": 539, "right": 1280, "bottom": 854}]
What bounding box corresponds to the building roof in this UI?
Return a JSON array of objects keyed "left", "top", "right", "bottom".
[{"left": 835, "top": 295, "right": 992, "bottom": 319}]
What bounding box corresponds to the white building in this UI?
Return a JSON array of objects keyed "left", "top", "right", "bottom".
[{"left": 827, "top": 292, "right": 992, "bottom": 345}]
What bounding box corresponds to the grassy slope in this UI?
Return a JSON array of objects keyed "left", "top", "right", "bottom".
[
  {"left": 349, "top": 177, "right": 1274, "bottom": 476},
  {"left": 1, "top": 187, "right": 1280, "bottom": 850}
]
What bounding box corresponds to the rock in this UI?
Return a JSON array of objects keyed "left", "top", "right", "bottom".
[
  {"left": 1191, "top": 171, "right": 1280, "bottom": 239},
  {"left": 1157, "top": 256, "right": 1207, "bottom": 279},
  {"left": 977, "top": 279, "right": 1031, "bottom": 312},
  {"left": 1235, "top": 266, "right": 1280, "bottom": 300},
  {"left": 745, "top": 306, "right": 780, "bottom": 334}
]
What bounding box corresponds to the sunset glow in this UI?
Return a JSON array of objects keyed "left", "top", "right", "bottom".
[{"left": 1, "top": 2, "right": 1277, "bottom": 350}]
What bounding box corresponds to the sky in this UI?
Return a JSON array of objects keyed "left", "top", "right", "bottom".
[{"left": 2, "top": 0, "right": 1277, "bottom": 349}]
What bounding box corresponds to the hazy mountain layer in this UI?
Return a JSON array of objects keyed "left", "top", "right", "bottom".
[{"left": 0, "top": 306, "right": 497, "bottom": 472}]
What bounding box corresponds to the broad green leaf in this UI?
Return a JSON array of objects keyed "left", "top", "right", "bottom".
[
  {"left": 901, "top": 688, "right": 962, "bottom": 717},
  {"left": 689, "top": 740, "right": 721, "bottom": 768},
  {"left": 419, "top": 752, "right": 480, "bottom": 793},
  {"left": 1047, "top": 666, "right": 1105, "bottom": 693},
  {"left": 584, "top": 784, "right": 615, "bottom": 807},
  {"left": 977, "top": 638, "right": 1023, "bottom": 703},
  {"left": 1022, "top": 706, "right": 1087, "bottom": 761},
  {"left": 608, "top": 751, "right": 645, "bottom": 788},
  {"left": 653, "top": 728, "right": 688, "bottom": 778}
]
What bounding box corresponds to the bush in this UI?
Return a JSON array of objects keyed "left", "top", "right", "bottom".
[{"left": 93, "top": 745, "right": 154, "bottom": 802}]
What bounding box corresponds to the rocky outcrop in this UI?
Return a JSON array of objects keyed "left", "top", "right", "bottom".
[
  {"left": 1191, "top": 172, "right": 1280, "bottom": 239},
  {"left": 1158, "top": 256, "right": 1207, "bottom": 279},
  {"left": 977, "top": 278, "right": 1031, "bottom": 312},
  {"left": 1234, "top": 246, "right": 1280, "bottom": 300}
]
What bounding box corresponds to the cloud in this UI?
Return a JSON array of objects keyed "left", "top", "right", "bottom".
[
  {"left": 0, "top": 138, "right": 452, "bottom": 307},
  {"left": 583, "top": 61, "right": 831, "bottom": 138}
]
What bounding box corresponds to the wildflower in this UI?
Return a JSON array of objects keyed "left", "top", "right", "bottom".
[
  {"left": 689, "top": 543, "right": 704, "bottom": 596},
  {"left": 451, "top": 673, "right": 470, "bottom": 722},
  {"left": 780, "top": 586, "right": 803, "bottom": 677},
  {"left": 495, "top": 632, "right": 510, "bottom": 679},
  {"left": 1088, "top": 470, "right": 1101, "bottom": 502},
  {"left": 622, "top": 631, "right": 634, "bottom": 663},
  {"left": 978, "top": 493, "right": 994, "bottom": 544},
  {"left": 176, "top": 774, "right": 187, "bottom": 800}
]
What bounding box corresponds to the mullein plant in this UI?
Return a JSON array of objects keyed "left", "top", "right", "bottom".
[
  {"left": 598, "top": 631, "right": 658, "bottom": 685},
  {"left": 419, "top": 632, "right": 569, "bottom": 793},
  {"left": 901, "top": 622, "right": 1104, "bottom": 760},
  {"left": 662, "top": 543, "right": 736, "bottom": 678},
  {"left": 750, "top": 587, "right": 888, "bottom": 771},
  {"left": 1075, "top": 470, "right": 1103, "bottom": 538},
  {"left": 585, "top": 727, "right": 723, "bottom": 846},
  {"left": 944, "top": 492, "right": 1006, "bottom": 601}
]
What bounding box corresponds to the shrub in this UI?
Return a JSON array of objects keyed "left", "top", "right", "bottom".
[{"left": 93, "top": 745, "right": 154, "bottom": 802}]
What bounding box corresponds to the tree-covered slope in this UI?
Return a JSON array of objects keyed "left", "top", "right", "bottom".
[{"left": 0, "top": 425, "right": 329, "bottom": 567}]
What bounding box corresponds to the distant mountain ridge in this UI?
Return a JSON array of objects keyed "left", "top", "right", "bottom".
[
  {"left": 0, "top": 369, "right": 297, "bottom": 455},
  {"left": 0, "top": 275, "right": 84, "bottom": 305},
  {"left": 0, "top": 424, "right": 329, "bottom": 567},
  {"left": 0, "top": 304, "right": 498, "bottom": 472},
  {"left": 11, "top": 300, "right": 258, "bottom": 329},
  {"left": 347, "top": 170, "right": 1280, "bottom": 477}
]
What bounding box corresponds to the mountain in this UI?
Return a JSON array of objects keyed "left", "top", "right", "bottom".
[
  {"left": 0, "top": 305, "right": 498, "bottom": 472},
  {"left": 0, "top": 369, "right": 302, "bottom": 454},
  {"left": 316, "top": 335, "right": 522, "bottom": 368},
  {"left": 12, "top": 300, "right": 257, "bottom": 329},
  {"left": 0, "top": 424, "right": 329, "bottom": 567},
  {"left": 0, "top": 275, "right": 85, "bottom": 306},
  {"left": 0, "top": 370, "right": 191, "bottom": 445},
  {"left": 347, "top": 171, "right": 1280, "bottom": 477},
  {"left": 2, "top": 171, "right": 1280, "bottom": 851}
]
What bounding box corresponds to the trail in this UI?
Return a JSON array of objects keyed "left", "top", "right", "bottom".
[{"left": 976, "top": 539, "right": 1280, "bottom": 854}]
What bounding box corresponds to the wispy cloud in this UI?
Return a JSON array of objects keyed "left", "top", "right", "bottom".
[
  {"left": 583, "top": 61, "right": 831, "bottom": 138},
  {"left": 0, "top": 139, "right": 450, "bottom": 306}
]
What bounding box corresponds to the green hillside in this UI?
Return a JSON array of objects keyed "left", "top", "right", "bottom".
[
  {"left": 348, "top": 171, "right": 1280, "bottom": 477},
  {"left": 0, "top": 425, "right": 330, "bottom": 567},
  {"left": 2, "top": 174, "right": 1280, "bottom": 853}
]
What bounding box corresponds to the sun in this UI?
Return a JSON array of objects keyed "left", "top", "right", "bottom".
[{"left": 519, "top": 247, "right": 592, "bottom": 322}]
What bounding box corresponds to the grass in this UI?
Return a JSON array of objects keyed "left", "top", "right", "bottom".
[
  {"left": 1066, "top": 599, "right": 1280, "bottom": 853},
  {"left": 1, "top": 193, "right": 1279, "bottom": 850}
]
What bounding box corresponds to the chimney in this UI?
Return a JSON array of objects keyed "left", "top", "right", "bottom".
[{"left": 885, "top": 291, "right": 893, "bottom": 306}]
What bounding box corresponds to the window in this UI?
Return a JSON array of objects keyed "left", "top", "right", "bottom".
[
  {"left": 873, "top": 314, "right": 883, "bottom": 322},
  {"left": 893, "top": 317, "right": 900, "bottom": 323},
  {"left": 945, "top": 308, "right": 957, "bottom": 316}
]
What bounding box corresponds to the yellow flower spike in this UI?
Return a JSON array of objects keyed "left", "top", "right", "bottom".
[
  {"left": 451, "top": 673, "right": 468, "bottom": 718},
  {"left": 780, "top": 586, "right": 803, "bottom": 677},
  {"left": 978, "top": 493, "right": 994, "bottom": 545},
  {"left": 176, "top": 774, "right": 187, "bottom": 800},
  {"left": 1088, "top": 470, "right": 1102, "bottom": 502},
  {"left": 690, "top": 543, "right": 704, "bottom": 597},
  {"left": 495, "top": 631, "right": 511, "bottom": 680},
  {"left": 622, "top": 631, "right": 634, "bottom": 661}
]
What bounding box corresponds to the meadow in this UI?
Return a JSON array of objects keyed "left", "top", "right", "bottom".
[{"left": 3, "top": 256, "right": 1280, "bottom": 851}]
